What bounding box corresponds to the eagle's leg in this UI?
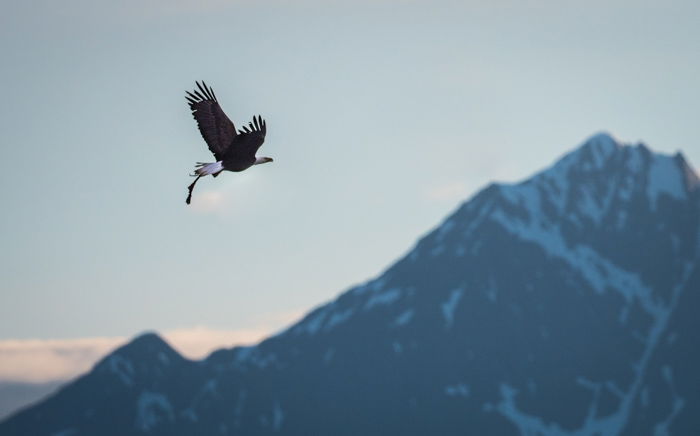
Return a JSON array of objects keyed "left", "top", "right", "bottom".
[{"left": 186, "top": 175, "right": 202, "bottom": 205}]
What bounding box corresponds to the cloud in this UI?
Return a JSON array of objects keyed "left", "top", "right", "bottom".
[
  {"left": 161, "top": 326, "right": 272, "bottom": 360},
  {"left": 0, "top": 314, "right": 303, "bottom": 383},
  {"left": 0, "top": 337, "right": 123, "bottom": 383}
]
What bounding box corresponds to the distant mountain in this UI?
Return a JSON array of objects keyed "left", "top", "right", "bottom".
[{"left": 2, "top": 133, "right": 698, "bottom": 435}]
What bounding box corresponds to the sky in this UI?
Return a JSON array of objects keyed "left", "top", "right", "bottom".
[{"left": 1, "top": 0, "right": 700, "bottom": 383}]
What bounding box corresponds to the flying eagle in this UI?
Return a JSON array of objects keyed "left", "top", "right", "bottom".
[{"left": 185, "top": 81, "right": 273, "bottom": 204}]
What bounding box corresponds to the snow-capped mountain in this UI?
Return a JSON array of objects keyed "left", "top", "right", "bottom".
[{"left": 2, "top": 133, "right": 698, "bottom": 435}]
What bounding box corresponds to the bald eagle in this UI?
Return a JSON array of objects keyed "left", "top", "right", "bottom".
[{"left": 185, "top": 81, "right": 273, "bottom": 205}]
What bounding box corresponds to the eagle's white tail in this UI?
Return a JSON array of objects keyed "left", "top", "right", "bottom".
[{"left": 194, "top": 161, "right": 223, "bottom": 176}]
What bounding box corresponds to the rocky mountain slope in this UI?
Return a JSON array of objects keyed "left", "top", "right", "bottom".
[{"left": 2, "top": 133, "right": 698, "bottom": 435}]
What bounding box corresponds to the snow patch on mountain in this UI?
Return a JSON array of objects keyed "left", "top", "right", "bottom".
[
  {"left": 352, "top": 277, "right": 388, "bottom": 296},
  {"left": 533, "top": 132, "right": 618, "bottom": 183},
  {"left": 136, "top": 391, "right": 174, "bottom": 432},
  {"left": 587, "top": 133, "right": 619, "bottom": 166},
  {"left": 499, "top": 181, "right": 539, "bottom": 212},
  {"left": 297, "top": 310, "right": 327, "bottom": 335},
  {"left": 497, "top": 263, "right": 694, "bottom": 435},
  {"left": 272, "top": 401, "right": 284, "bottom": 432},
  {"left": 491, "top": 209, "right": 652, "bottom": 305},
  {"left": 441, "top": 289, "right": 464, "bottom": 329},
  {"left": 258, "top": 401, "right": 285, "bottom": 431},
  {"left": 184, "top": 379, "right": 218, "bottom": 419},
  {"left": 323, "top": 348, "right": 335, "bottom": 364},
  {"left": 157, "top": 352, "right": 170, "bottom": 366},
  {"left": 436, "top": 218, "right": 456, "bottom": 241},
  {"left": 464, "top": 196, "right": 497, "bottom": 240},
  {"left": 583, "top": 183, "right": 616, "bottom": 224},
  {"left": 648, "top": 155, "right": 685, "bottom": 209},
  {"left": 654, "top": 366, "right": 685, "bottom": 435},
  {"left": 445, "top": 383, "right": 470, "bottom": 398},
  {"left": 233, "top": 389, "right": 247, "bottom": 429},
  {"left": 324, "top": 309, "right": 354, "bottom": 331},
  {"left": 393, "top": 309, "right": 414, "bottom": 327},
  {"left": 365, "top": 288, "right": 402, "bottom": 310},
  {"left": 503, "top": 133, "right": 700, "bottom": 230},
  {"left": 103, "top": 354, "right": 134, "bottom": 387},
  {"left": 484, "top": 279, "right": 498, "bottom": 303},
  {"left": 230, "top": 346, "right": 278, "bottom": 370}
]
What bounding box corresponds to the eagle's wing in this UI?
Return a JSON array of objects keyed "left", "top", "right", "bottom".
[
  {"left": 186, "top": 81, "right": 236, "bottom": 161},
  {"left": 228, "top": 115, "right": 267, "bottom": 160}
]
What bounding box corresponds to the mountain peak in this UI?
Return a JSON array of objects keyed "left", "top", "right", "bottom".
[
  {"left": 3, "top": 133, "right": 699, "bottom": 435},
  {"left": 569, "top": 131, "right": 621, "bottom": 169},
  {"left": 581, "top": 130, "right": 620, "bottom": 151},
  {"left": 547, "top": 131, "right": 622, "bottom": 177},
  {"left": 112, "top": 332, "right": 175, "bottom": 358},
  {"left": 91, "top": 332, "right": 185, "bottom": 387},
  {"left": 519, "top": 133, "right": 698, "bottom": 216},
  {"left": 675, "top": 151, "right": 700, "bottom": 192}
]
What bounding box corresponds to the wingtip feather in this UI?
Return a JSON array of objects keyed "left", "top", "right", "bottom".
[
  {"left": 197, "top": 81, "right": 212, "bottom": 100},
  {"left": 202, "top": 81, "right": 215, "bottom": 100}
]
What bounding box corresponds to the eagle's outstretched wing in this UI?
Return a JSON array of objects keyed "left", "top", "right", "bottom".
[
  {"left": 228, "top": 115, "right": 267, "bottom": 161},
  {"left": 186, "top": 81, "right": 236, "bottom": 161}
]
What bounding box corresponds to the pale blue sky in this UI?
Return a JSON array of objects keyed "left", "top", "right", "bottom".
[{"left": 1, "top": 0, "right": 699, "bottom": 345}]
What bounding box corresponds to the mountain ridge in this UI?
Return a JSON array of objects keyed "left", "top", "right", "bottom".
[{"left": 2, "top": 132, "right": 698, "bottom": 435}]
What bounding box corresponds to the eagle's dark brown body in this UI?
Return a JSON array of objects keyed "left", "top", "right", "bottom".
[{"left": 184, "top": 82, "right": 271, "bottom": 204}]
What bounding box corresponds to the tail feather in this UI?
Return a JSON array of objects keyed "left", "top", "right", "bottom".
[
  {"left": 194, "top": 161, "right": 223, "bottom": 176},
  {"left": 186, "top": 161, "right": 223, "bottom": 204}
]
